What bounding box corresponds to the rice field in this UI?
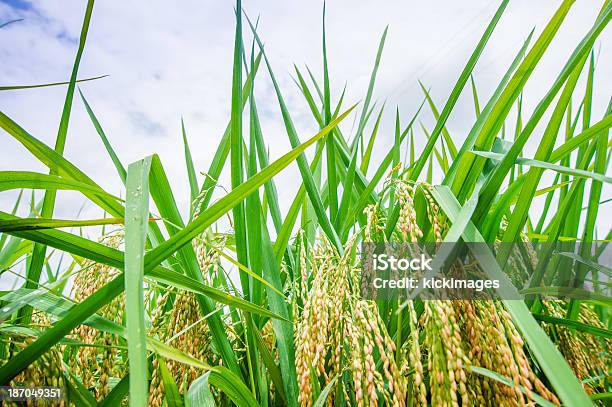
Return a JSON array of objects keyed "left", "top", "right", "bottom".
[{"left": 0, "top": 0, "right": 611, "bottom": 406}]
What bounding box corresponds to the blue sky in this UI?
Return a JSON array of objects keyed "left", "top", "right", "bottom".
[
  {"left": 2, "top": 0, "right": 30, "bottom": 11},
  {"left": 0, "top": 0, "right": 610, "bottom": 238}
]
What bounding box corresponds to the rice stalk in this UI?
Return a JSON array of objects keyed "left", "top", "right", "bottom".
[{"left": 69, "top": 231, "right": 125, "bottom": 400}]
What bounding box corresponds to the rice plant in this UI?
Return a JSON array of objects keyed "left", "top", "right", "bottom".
[{"left": 0, "top": 0, "right": 610, "bottom": 405}]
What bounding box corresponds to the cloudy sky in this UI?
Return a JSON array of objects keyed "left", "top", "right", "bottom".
[{"left": 0, "top": 0, "right": 610, "bottom": 239}]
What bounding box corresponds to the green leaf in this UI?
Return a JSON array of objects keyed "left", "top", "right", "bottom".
[
  {"left": 469, "top": 366, "right": 556, "bottom": 407},
  {"left": 353, "top": 26, "right": 388, "bottom": 151},
  {"left": 252, "top": 324, "right": 286, "bottom": 404},
  {"left": 185, "top": 372, "right": 215, "bottom": 407},
  {"left": 79, "top": 88, "right": 127, "bottom": 183},
  {"left": 98, "top": 375, "right": 130, "bottom": 407},
  {"left": 410, "top": 0, "right": 509, "bottom": 181},
  {"left": 455, "top": 0, "right": 579, "bottom": 202},
  {"left": 532, "top": 313, "right": 612, "bottom": 339},
  {"left": 0, "top": 217, "right": 126, "bottom": 232},
  {"left": 322, "top": 4, "right": 338, "bottom": 226},
  {"left": 549, "top": 113, "right": 612, "bottom": 163},
  {"left": 313, "top": 374, "right": 339, "bottom": 407},
  {"left": 591, "top": 393, "right": 612, "bottom": 402},
  {"left": 0, "top": 171, "right": 121, "bottom": 202},
  {"left": 148, "top": 339, "right": 210, "bottom": 370},
  {"left": 470, "top": 151, "right": 612, "bottom": 183},
  {"left": 360, "top": 104, "right": 385, "bottom": 174},
  {"left": 0, "top": 189, "right": 23, "bottom": 251},
  {"left": 0, "top": 19, "right": 23, "bottom": 29},
  {"left": 273, "top": 142, "right": 325, "bottom": 265},
  {"left": 148, "top": 154, "right": 241, "bottom": 377},
  {"left": 186, "top": 367, "right": 259, "bottom": 407},
  {"left": 145, "top": 266, "right": 287, "bottom": 321},
  {"left": 246, "top": 14, "right": 344, "bottom": 253},
  {"left": 556, "top": 252, "right": 612, "bottom": 277},
  {"left": 444, "top": 28, "right": 533, "bottom": 187},
  {"left": 499, "top": 41, "right": 589, "bottom": 257},
  {"left": 251, "top": 94, "right": 283, "bottom": 233},
  {"left": 124, "top": 156, "right": 152, "bottom": 407},
  {"left": 470, "top": 74, "right": 481, "bottom": 117},
  {"left": 418, "top": 81, "right": 457, "bottom": 158},
  {"left": 3, "top": 286, "right": 214, "bottom": 372},
  {"left": 519, "top": 287, "right": 611, "bottom": 304},
  {"left": 65, "top": 372, "right": 98, "bottom": 407},
  {"left": 0, "top": 113, "right": 124, "bottom": 216},
  {"left": 0, "top": 211, "right": 124, "bottom": 268},
  {"left": 158, "top": 357, "right": 184, "bottom": 407},
  {"left": 197, "top": 52, "right": 262, "bottom": 212},
  {"left": 0, "top": 75, "right": 107, "bottom": 91},
  {"left": 21, "top": 0, "right": 96, "bottom": 324},
  {"left": 181, "top": 118, "right": 199, "bottom": 216}
]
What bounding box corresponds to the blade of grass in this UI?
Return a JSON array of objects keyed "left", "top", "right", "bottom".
[
  {"left": 20, "top": 0, "right": 95, "bottom": 324},
  {"left": 470, "top": 75, "right": 481, "bottom": 117},
  {"left": 251, "top": 96, "right": 283, "bottom": 233},
  {"left": 0, "top": 211, "right": 124, "bottom": 268},
  {"left": 230, "top": 2, "right": 259, "bottom": 392},
  {"left": 98, "top": 374, "right": 130, "bottom": 407},
  {"left": 148, "top": 154, "right": 242, "bottom": 376},
  {"left": 0, "top": 75, "right": 107, "bottom": 91},
  {"left": 0, "top": 112, "right": 124, "bottom": 217},
  {"left": 0, "top": 19, "right": 23, "bottom": 29},
  {"left": 273, "top": 141, "right": 324, "bottom": 264},
  {"left": 532, "top": 313, "right": 612, "bottom": 339},
  {"left": 548, "top": 113, "right": 612, "bottom": 163},
  {"left": 186, "top": 367, "right": 259, "bottom": 407},
  {"left": 246, "top": 13, "right": 344, "bottom": 252},
  {"left": 0, "top": 171, "right": 121, "bottom": 202},
  {"left": 322, "top": 3, "right": 338, "bottom": 226},
  {"left": 146, "top": 267, "right": 286, "bottom": 321},
  {"left": 65, "top": 372, "right": 97, "bottom": 407},
  {"left": 410, "top": 0, "right": 509, "bottom": 181},
  {"left": 443, "top": 29, "right": 533, "bottom": 186},
  {"left": 0, "top": 217, "right": 127, "bottom": 232},
  {"left": 76, "top": 94, "right": 168, "bottom": 248},
  {"left": 568, "top": 94, "right": 610, "bottom": 319},
  {"left": 158, "top": 357, "right": 184, "bottom": 407},
  {"left": 79, "top": 88, "right": 127, "bottom": 183},
  {"left": 181, "top": 118, "right": 199, "bottom": 215},
  {"left": 498, "top": 47, "right": 589, "bottom": 262},
  {"left": 124, "top": 156, "right": 152, "bottom": 406},
  {"left": 360, "top": 104, "right": 385, "bottom": 174},
  {"left": 196, "top": 53, "right": 262, "bottom": 212},
  {"left": 0, "top": 190, "right": 23, "bottom": 251},
  {"left": 453, "top": 0, "right": 579, "bottom": 202},
  {"left": 469, "top": 367, "right": 555, "bottom": 407},
  {"left": 418, "top": 81, "right": 457, "bottom": 158},
  {"left": 470, "top": 151, "right": 612, "bottom": 183},
  {"left": 313, "top": 374, "right": 340, "bottom": 407},
  {"left": 352, "top": 26, "right": 388, "bottom": 152}
]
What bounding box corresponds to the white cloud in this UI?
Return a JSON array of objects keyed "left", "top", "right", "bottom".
[{"left": 0, "top": 0, "right": 609, "bottom": 236}]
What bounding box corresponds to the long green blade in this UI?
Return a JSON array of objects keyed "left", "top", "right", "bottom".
[{"left": 124, "top": 156, "right": 152, "bottom": 406}]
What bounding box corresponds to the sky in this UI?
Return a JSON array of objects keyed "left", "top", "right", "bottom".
[{"left": 0, "top": 0, "right": 610, "bottom": 243}]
